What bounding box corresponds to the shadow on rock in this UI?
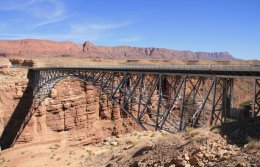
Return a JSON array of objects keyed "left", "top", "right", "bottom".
[
  {"left": 212, "top": 116, "right": 260, "bottom": 147},
  {"left": 0, "top": 70, "right": 34, "bottom": 150}
]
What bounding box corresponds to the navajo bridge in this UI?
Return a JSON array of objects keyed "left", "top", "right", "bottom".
[{"left": 1, "top": 64, "right": 260, "bottom": 149}]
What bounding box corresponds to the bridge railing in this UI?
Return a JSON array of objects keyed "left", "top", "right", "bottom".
[
  {"left": 75, "top": 64, "right": 260, "bottom": 72},
  {"left": 30, "top": 64, "right": 260, "bottom": 72},
  {"left": 169, "top": 64, "right": 260, "bottom": 71}
]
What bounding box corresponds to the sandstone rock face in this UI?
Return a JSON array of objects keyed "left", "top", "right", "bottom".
[
  {"left": 0, "top": 39, "right": 235, "bottom": 60},
  {"left": 0, "top": 70, "right": 140, "bottom": 148},
  {"left": 0, "top": 58, "right": 12, "bottom": 67}
]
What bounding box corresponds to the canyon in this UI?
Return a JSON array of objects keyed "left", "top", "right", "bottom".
[
  {"left": 0, "top": 41, "right": 259, "bottom": 166},
  {"left": 0, "top": 0, "right": 259, "bottom": 165},
  {"left": 0, "top": 69, "right": 141, "bottom": 150},
  {"left": 0, "top": 67, "right": 255, "bottom": 149}
]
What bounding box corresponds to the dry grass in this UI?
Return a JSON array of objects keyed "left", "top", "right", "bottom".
[
  {"left": 23, "top": 56, "right": 260, "bottom": 67},
  {"left": 33, "top": 57, "right": 187, "bottom": 67},
  {"left": 2, "top": 55, "right": 259, "bottom": 68}
]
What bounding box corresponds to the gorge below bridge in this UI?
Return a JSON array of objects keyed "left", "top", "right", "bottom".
[{"left": 1, "top": 64, "right": 260, "bottom": 149}]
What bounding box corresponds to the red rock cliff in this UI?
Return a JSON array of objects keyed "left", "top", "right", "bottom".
[
  {"left": 0, "top": 39, "right": 235, "bottom": 60},
  {"left": 0, "top": 70, "right": 141, "bottom": 148}
]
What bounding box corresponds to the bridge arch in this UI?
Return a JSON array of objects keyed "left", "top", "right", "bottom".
[
  {"left": 32, "top": 72, "right": 150, "bottom": 130},
  {"left": 1, "top": 65, "right": 259, "bottom": 149},
  {"left": 31, "top": 69, "right": 227, "bottom": 132},
  {"left": 25, "top": 67, "right": 260, "bottom": 133}
]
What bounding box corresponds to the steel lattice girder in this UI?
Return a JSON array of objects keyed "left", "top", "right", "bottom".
[
  {"left": 253, "top": 79, "right": 260, "bottom": 117},
  {"left": 26, "top": 69, "right": 241, "bottom": 133},
  {"left": 4, "top": 67, "right": 258, "bottom": 149}
]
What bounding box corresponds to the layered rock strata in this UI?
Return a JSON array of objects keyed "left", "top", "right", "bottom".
[
  {"left": 0, "top": 39, "right": 234, "bottom": 60},
  {"left": 0, "top": 70, "right": 140, "bottom": 148}
]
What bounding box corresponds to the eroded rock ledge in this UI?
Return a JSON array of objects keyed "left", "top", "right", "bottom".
[{"left": 0, "top": 70, "right": 140, "bottom": 148}]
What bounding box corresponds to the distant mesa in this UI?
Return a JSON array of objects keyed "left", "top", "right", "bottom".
[{"left": 0, "top": 39, "right": 235, "bottom": 60}]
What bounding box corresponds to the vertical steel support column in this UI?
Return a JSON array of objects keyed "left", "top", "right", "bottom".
[
  {"left": 156, "top": 74, "right": 162, "bottom": 130},
  {"left": 43, "top": 71, "right": 46, "bottom": 85},
  {"left": 43, "top": 70, "right": 45, "bottom": 85},
  {"left": 49, "top": 70, "right": 52, "bottom": 81},
  {"left": 202, "top": 79, "right": 207, "bottom": 128},
  {"left": 179, "top": 77, "right": 187, "bottom": 131},
  {"left": 257, "top": 79, "right": 260, "bottom": 116},
  {"left": 100, "top": 72, "right": 104, "bottom": 88},
  {"left": 38, "top": 71, "right": 41, "bottom": 88},
  {"left": 210, "top": 77, "right": 217, "bottom": 127},
  {"left": 92, "top": 72, "right": 94, "bottom": 82},
  {"left": 123, "top": 73, "right": 128, "bottom": 112},
  {"left": 222, "top": 79, "right": 228, "bottom": 123},
  {"left": 137, "top": 74, "right": 144, "bottom": 120},
  {"left": 202, "top": 78, "right": 205, "bottom": 100},
  {"left": 229, "top": 78, "right": 234, "bottom": 117},
  {"left": 111, "top": 73, "right": 114, "bottom": 94},
  {"left": 84, "top": 71, "right": 87, "bottom": 80},
  {"left": 47, "top": 70, "right": 50, "bottom": 83},
  {"left": 253, "top": 79, "right": 256, "bottom": 117},
  {"left": 111, "top": 73, "right": 115, "bottom": 108}
]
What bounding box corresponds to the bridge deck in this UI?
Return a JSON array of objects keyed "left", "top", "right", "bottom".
[{"left": 30, "top": 64, "right": 260, "bottom": 78}]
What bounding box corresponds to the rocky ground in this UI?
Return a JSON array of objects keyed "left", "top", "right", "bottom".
[
  {"left": 0, "top": 125, "right": 259, "bottom": 167},
  {"left": 101, "top": 127, "right": 260, "bottom": 167}
]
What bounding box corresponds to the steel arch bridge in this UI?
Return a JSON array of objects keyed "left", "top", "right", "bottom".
[
  {"left": 28, "top": 65, "right": 260, "bottom": 132},
  {"left": 1, "top": 64, "right": 260, "bottom": 149}
]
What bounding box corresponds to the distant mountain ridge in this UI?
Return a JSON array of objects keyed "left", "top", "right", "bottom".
[{"left": 0, "top": 39, "right": 235, "bottom": 60}]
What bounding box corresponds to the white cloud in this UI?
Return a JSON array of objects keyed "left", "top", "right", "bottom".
[
  {"left": 70, "top": 22, "right": 132, "bottom": 33},
  {"left": 33, "top": 15, "right": 70, "bottom": 27},
  {"left": 0, "top": 20, "right": 137, "bottom": 43},
  {"left": 0, "top": 32, "right": 66, "bottom": 40},
  {"left": 0, "top": 0, "right": 33, "bottom": 11},
  {"left": 84, "top": 22, "right": 133, "bottom": 31},
  {"left": 0, "top": 0, "right": 67, "bottom": 27},
  {"left": 29, "top": 0, "right": 65, "bottom": 20},
  {"left": 0, "top": 0, "right": 140, "bottom": 44},
  {"left": 67, "top": 21, "right": 134, "bottom": 42}
]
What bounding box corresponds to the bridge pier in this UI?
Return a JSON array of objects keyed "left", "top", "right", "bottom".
[{"left": 253, "top": 79, "right": 260, "bottom": 117}]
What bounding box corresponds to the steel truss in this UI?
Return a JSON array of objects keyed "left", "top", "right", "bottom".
[
  {"left": 253, "top": 79, "right": 260, "bottom": 117},
  {"left": 25, "top": 69, "right": 259, "bottom": 133}
]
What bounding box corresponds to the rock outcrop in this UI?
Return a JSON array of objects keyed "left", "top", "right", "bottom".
[
  {"left": 0, "top": 58, "right": 12, "bottom": 68},
  {"left": 0, "top": 70, "right": 140, "bottom": 148},
  {"left": 0, "top": 39, "right": 235, "bottom": 60}
]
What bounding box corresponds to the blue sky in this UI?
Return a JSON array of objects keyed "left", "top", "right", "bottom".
[{"left": 0, "top": 0, "right": 259, "bottom": 60}]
